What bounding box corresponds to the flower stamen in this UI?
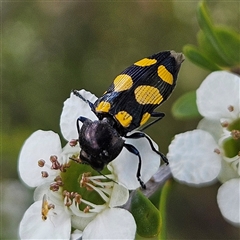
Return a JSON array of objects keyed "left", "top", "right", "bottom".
[
  {"left": 214, "top": 148, "right": 221, "bottom": 154},
  {"left": 69, "top": 139, "right": 78, "bottom": 147},
  {"left": 231, "top": 130, "right": 240, "bottom": 140},
  {"left": 41, "top": 194, "right": 55, "bottom": 221},
  {"left": 83, "top": 206, "right": 90, "bottom": 213},
  {"left": 50, "top": 182, "right": 60, "bottom": 191},
  {"left": 50, "top": 155, "right": 62, "bottom": 170},
  {"left": 80, "top": 172, "right": 93, "bottom": 190},
  {"left": 41, "top": 171, "right": 49, "bottom": 178},
  {"left": 74, "top": 193, "right": 82, "bottom": 204},
  {"left": 60, "top": 163, "right": 71, "bottom": 172},
  {"left": 54, "top": 175, "right": 63, "bottom": 186},
  {"left": 221, "top": 120, "right": 229, "bottom": 128},
  {"left": 228, "top": 105, "right": 234, "bottom": 112},
  {"left": 85, "top": 182, "right": 110, "bottom": 202},
  {"left": 63, "top": 190, "right": 98, "bottom": 217},
  {"left": 38, "top": 159, "right": 45, "bottom": 167},
  {"left": 63, "top": 191, "right": 72, "bottom": 206}
]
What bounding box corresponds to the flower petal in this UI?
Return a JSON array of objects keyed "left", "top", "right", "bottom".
[
  {"left": 217, "top": 178, "right": 240, "bottom": 225},
  {"left": 71, "top": 229, "right": 83, "bottom": 240},
  {"left": 71, "top": 215, "right": 94, "bottom": 232},
  {"left": 82, "top": 208, "right": 136, "bottom": 239},
  {"left": 19, "top": 200, "right": 71, "bottom": 239},
  {"left": 197, "top": 71, "right": 240, "bottom": 120},
  {"left": 108, "top": 183, "right": 129, "bottom": 207},
  {"left": 18, "top": 130, "right": 62, "bottom": 187},
  {"left": 110, "top": 133, "right": 160, "bottom": 190},
  {"left": 33, "top": 184, "right": 64, "bottom": 207},
  {"left": 197, "top": 118, "right": 223, "bottom": 142},
  {"left": 61, "top": 142, "right": 81, "bottom": 163},
  {"left": 218, "top": 159, "right": 239, "bottom": 184},
  {"left": 168, "top": 130, "right": 221, "bottom": 186},
  {"left": 33, "top": 183, "right": 51, "bottom": 201},
  {"left": 60, "top": 89, "right": 98, "bottom": 141}
]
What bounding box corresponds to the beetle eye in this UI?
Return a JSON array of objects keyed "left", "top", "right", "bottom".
[
  {"left": 80, "top": 150, "right": 90, "bottom": 165},
  {"left": 101, "top": 150, "right": 109, "bottom": 157}
]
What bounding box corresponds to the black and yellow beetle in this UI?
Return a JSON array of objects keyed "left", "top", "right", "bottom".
[{"left": 73, "top": 50, "right": 184, "bottom": 188}]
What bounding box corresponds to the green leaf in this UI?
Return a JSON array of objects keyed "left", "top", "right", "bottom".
[
  {"left": 197, "top": 1, "right": 238, "bottom": 65},
  {"left": 198, "top": 28, "right": 240, "bottom": 67},
  {"left": 158, "top": 180, "right": 173, "bottom": 240},
  {"left": 183, "top": 44, "right": 221, "bottom": 71},
  {"left": 130, "top": 190, "right": 162, "bottom": 237},
  {"left": 172, "top": 91, "right": 201, "bottom": 119},
  {"left": 197, "top": 31, "right": 230, "bottom": 67},
  {"left": 214, "top": 27, "right": 240, "bottom": 65}
]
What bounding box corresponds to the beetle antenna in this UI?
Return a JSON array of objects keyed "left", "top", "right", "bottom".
[
  {"left": 69, "top": 156, "right": 82, "bottom": 164},
  {"left": 72, "top": 89, "right": 88, "bottom": 102},
  {"left": 72, "top": 89, "right": 95, "bottom": 112},
  {"left": 69, "top": 157, "right": 118, "bottom": 185},
  {"left": 96, "top": 170, "right": 119, "bottom": 185}
]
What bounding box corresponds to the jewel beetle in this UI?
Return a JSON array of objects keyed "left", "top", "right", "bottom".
[{"left": 73, "top": 50, "right": 184, "bottom": 188}]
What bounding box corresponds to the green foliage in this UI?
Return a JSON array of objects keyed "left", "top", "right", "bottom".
[
  {"left": 197, "top": 1, "right": 240, "bottom": 67},
  {"left": 183, "top": 45, "right": 221, "bottom": 71},
  {"left": 173, "top": 1, "right": 240, "bottom": 120},
  {"left": 183, "top": 1, "right": 240, "bottom": 72},
  {"left": 1, "top": 128, "right": 33, "bottom": 179},
  {"left": 130, "top": 190, "right": 162, "bottom": 238},
  {"left": 158, "top": 180, "right": 173, "bottom": 240},
  {"left": 172, "top": 91, "right": 200, "bottom": 120}
]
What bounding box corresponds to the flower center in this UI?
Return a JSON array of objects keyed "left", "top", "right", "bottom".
[
  {"left": 38, "top": 152, "right": 116, "bottom": 215},
  {"left": 61, "top": 161, "right": 111, "bottom": 207},
  {"left": 222, "top": 119, "right": 240, "bottom": 157},
  {"left": 220, "top": 118, "right": 240, "bottom": 175}
]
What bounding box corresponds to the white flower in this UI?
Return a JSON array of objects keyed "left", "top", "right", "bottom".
[
  {"left": 19, "top": 130, "right": 135, "bottom": 239},
  {"left": 168, "top": 129, "right": 222, "bottom": 185},
  {"left": 217, "top": 178, "right": 240, "bottom": 225},
  {"left": 168, "top": 71, "right": 240, "bottom": 225},
  {"left": 19, "top": 192, "right": 71, "bottom": 239},
  {"left": 18, "top": 89, "right": 161, "bottom": 239}
]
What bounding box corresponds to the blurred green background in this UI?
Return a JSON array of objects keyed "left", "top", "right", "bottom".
[{"left": 1, "top": 1, "right": 239, "bottom": 239}]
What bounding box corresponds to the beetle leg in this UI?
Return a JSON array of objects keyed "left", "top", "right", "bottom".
[
  {"left": 76, "top": 116, "right": 89, "bottom": 134},
  {"left": 140, "top": 112, "right": 165, "bottom": 131},
  {"left": 123, "top": 143, "right": 146, "bottom": 189},
  {"left": 125, "top": 132, "right": 169, "bottom": 165}
]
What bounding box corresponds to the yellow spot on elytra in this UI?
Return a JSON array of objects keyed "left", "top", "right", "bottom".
[
  {"left": 134, "top": 85, "right": 163, "bottom": 105},
  {"left": 158, "top": 65, "right": 173, "bottom": 85},
  {"left": 95, "top": 101, "right": 111, "bottom": 113},
  {"left": 140, "top": 112, "right": 151, "bottom": 126},
  {"left": 113, "top": 74, "right": 133, "bottom": 92},
  {"left": 134, "top": 58, "right": 157, "bottom": 67},
  {"left": 115, "top": 111, "right": 133, "bottom": 127}
]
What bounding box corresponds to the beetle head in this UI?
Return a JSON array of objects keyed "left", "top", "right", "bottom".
[{"left": 78, "top": 117, "right": 124, "bottom": 171}]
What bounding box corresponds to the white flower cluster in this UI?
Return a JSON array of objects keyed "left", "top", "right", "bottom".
[
  {"left": 168, "top": 71, "right": 240, "bottom": 226},
  {"left": 18, "top": 90, "right": 161, "bottom": 239}
]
